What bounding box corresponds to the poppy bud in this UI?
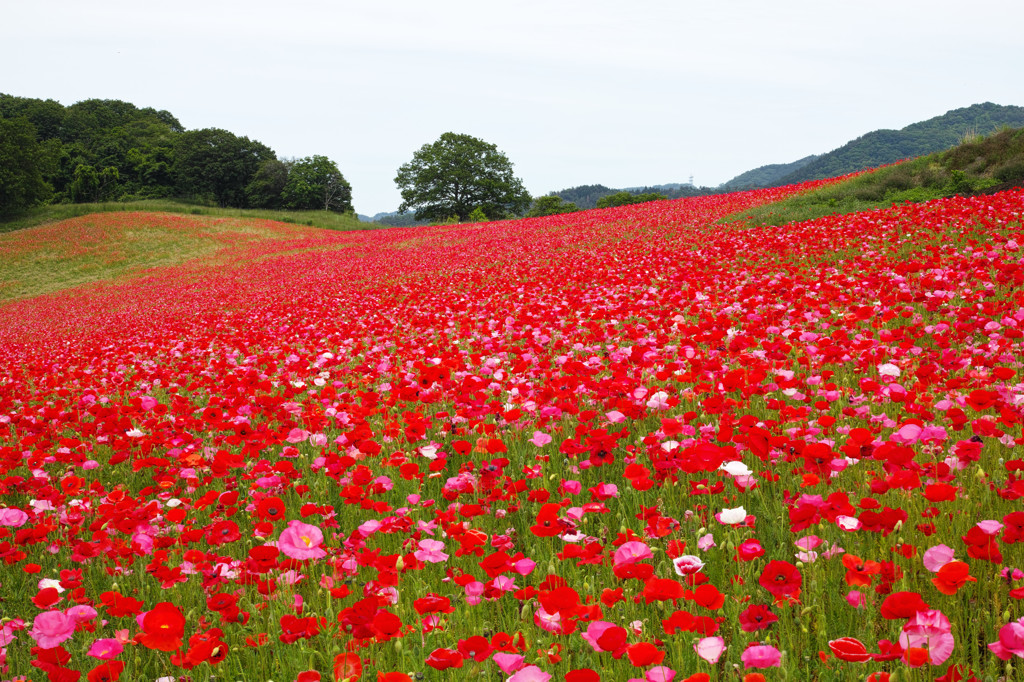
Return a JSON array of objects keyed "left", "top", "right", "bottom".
[
  {"left": 395, "top": 556, "right": 405, "bottom": 571},
  {"left": 394, "top": 640, "right": 403, "bottom": 652}
]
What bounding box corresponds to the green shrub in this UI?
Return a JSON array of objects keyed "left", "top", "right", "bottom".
[
  {"left": 995, "top": 160, "right": 1024, "bottom": 186},
  {"left": 947, "top": 169, "right": 974, "bottom": 195}
]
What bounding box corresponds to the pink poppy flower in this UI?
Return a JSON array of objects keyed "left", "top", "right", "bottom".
[
  {"left": 922, "top": 545, "right": 955, "bottom": 572},
  {"left": 672, "top": 555, "right": 705, "bottom": 576},
  {"left": 87, "top": 638, "right": 124, "bottom": 660},
  {"left": 414, "top": 539, "right": 449, "bottom": 563},
  {"left": 29, "top": 610, "right": 77, "bottom": 649},
  {"left": 508, "top": 666, "right": 551, "bottom": 682},
  {"left": 493, "top": 652, "right": 525, "bottom": 674},
  {"left": 513, "top": 558, "right": 536, "bottom": 575},
  {"left": 613, "top": 541, "right": 652, "bottom": 567},
  {"left": 646, "top": 667, "right": 676, "bottom": 682},
  {"left": 0, "top": 508, "right": 28, "bottom": 527},
  {"left": 66, "top": 605, "right": 97, "bottom": 624},
  {"left": 741, "top": 644, "right": 782, "bottom": 668},
  {"left": 528, "top": 431, "right": 552, "bottom": 447},
  {"left": 278, "top": 520, "right": 328, "bottom": 560},
  {"left": 989, "top": 618, "right": 1024, "bottom": 660},
  {"left": 694, "top": 636, "right": 726, "bottom": 664}
]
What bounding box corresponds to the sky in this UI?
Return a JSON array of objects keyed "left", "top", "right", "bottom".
[{"left": 3, "top": 0, "right": 1023, "bottom": 216}]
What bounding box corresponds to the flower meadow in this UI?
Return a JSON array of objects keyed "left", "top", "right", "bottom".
[{"left": 1, "top": 180, "right": 1023, "bottom": 682}]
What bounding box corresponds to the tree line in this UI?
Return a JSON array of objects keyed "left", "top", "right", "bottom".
[
  {"left": 1, "top": 94, "right": 683, "bottom": 222},
  {"left": 0, "top": 94, "right": 352, "bottom": 215}
]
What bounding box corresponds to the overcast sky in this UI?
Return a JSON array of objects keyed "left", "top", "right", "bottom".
[{"left": 3, "top": 0, "right": 1023, "bottom": 215}]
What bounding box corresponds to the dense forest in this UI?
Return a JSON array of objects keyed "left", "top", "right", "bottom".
[{"left": 0, "top": 94, "right": 352, "bottom": 215}]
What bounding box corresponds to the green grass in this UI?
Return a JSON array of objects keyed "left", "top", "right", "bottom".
[
  {"left": 0, "top": 198, "right": 374, "bottom": 234},
  {"left": 722, "top": 126, "right": 1024, "bottom": 229},
  {"left": 0, "top": 211, "right": 340, "bottom": 302}
]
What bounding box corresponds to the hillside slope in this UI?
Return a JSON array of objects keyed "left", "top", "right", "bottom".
[
  {"left": 719, "top": 155, "right": 819, "bottom": 190},
  {"left": 776, "top": 102, "right": 1024, "bottom": 185}
]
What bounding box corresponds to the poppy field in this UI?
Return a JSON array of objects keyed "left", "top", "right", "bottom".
[{"left": 1, "top": 178, "right": 1023, "bottom": 682}]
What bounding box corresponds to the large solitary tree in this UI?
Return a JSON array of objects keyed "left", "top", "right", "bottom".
[
  {"left": 395, "top": 132, "right": 530, "bottom": 222},
  {"left": 281, "top": 155, "right": 352, "bottom": 212}
]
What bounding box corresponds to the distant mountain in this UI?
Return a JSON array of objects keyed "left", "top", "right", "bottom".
[
  {"left": 719, "top": 155, "right": 819, "bottom": 190},
  {"left": 776, "top": 103, "right": 1024, "bottom": 187},
  {"left": 362, "top": 210, "right": 425, "bottom": 227},
  {"left": 549, "top": 183, "right": 711, "bottom": 210}
]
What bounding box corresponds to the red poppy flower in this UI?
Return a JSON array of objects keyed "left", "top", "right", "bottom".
[
  {"left": 962, "top": 525, "right": 1003, "bottom": 562},
  {"left": 601, "top": 587, "right": 624, "bottom": 607},
  {"left": 1004, "top": 511, "right": 1024, "bottom": 544},
  {"left": 256, "top": 496, "right": 286, "bottom": 522},
  {"left": 738, "top": 604, "right": 777, "bottom": 632},
  {"left": 205, "top": 519, "right": 241, "bottom": 546},
  {"left": 530, "top": 502, "right": 563, "bottom": 537},
  {"left": 377, "top": 674, "right": 413, "bottom": 682},
  {"left": 100, "top": 591, "right": 144, "bottom": 617},
  {"left": 596, "top": 625, "right": 628, "bottom": 652},
  {"left": 413, "top": 593, "right": 454, "bottom": 615},
  {"left": 758, "top": 560, "right": 802, "bottom": 603},
  {"left": 137, "top": 602, "right": 186, "bottom": 651},
  {"left": 206, "top": 592, "right": 238, "bottom": 612},
  {"left": 457, "top": 635, "right": 492, "bottom": 662},
  {"left": 842, "top": 554, "right": 881, "bottom": 587},
  {"left": 425, "top": 647, "right": 464, "bottom": 670},
  {"left": 32, "top": 587, "right": 61, "bottom": 609},
  {"left": 88, "top": 661, "right": 125, "bottom": 682},
  {"left": 932, "top": 561, "right": 977, "bottom": 595},
  {"left": 642, "top": 577, "right": 684, "bottom": 603},
  {"left": 693, "top": 583, "right": 725, "bottom": 610},
  {"left": 625, "top": 641, "right": 664, "bottom": 666},
  {"left": 828, "top": 637, "right": 872, "bottom": 662},
  {"left": 334, "top": 653, "right": 362, "bottom": 681},
  {"left": 879, "top": 592, "right": 929, "bottom": 619}
]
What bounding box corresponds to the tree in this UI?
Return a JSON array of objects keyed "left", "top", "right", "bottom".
[
  {"left": 526, "top": 195, "right": 579, "bottom": 217},
  {"left": 596, "top": 191, "right": 667, "bottom": 209},
  {"left": 69, "top": 164, "right": 119, "bottom": 202},
  {"left": 173, "top": 128, "right": 275, "bottom": 207},
  {"left": 395, "top": 132, "right": 530, "bottom": 222},
  {"left": 245, "top": 159, "right": 291, "bottom": 209},
  {"left": 0, "top": 117, "right": 55, "bottom": 214},
  {"left": 281, "top": 156, "right": 353, "bottom": 212}
]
